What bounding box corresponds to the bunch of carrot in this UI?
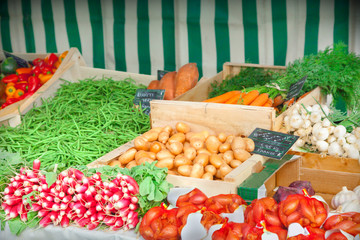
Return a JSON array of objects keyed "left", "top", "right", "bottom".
[{"left": 203, "top": 88, "right": 284, "bottom": 108}]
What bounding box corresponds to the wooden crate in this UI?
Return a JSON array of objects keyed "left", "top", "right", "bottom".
[
  {"left": 88, "top": 99, "right": 276, "bottom": 197},
  {"left": 175, "top": 62, "right": 286, "bottom": 102},
  {"left": 175, "top": 62, "right": 326, "bottom": 132},
  {"left": 238, "top": 156, "right": 360, "bottom": 207},
  {"left": 0, "top": 49, "right": 156, "bottom": 127},
  {"left": 0, "top": 48, "right": 83, "bottom": 127},
  {"left": 288, "top": 151, "right": 360, "bottom": 173}
]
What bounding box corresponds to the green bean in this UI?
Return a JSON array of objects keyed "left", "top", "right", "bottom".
[{"left": 0, "top": 77, "right": 150, "bottom": 171}]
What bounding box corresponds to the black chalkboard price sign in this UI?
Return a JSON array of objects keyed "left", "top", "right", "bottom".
[
  {"left": 3, "top": 51, "right": 30, "bottom": 68},
  {"left": 248, "top": 128, "right": 299, "bottom": 159},
  {"left": 157, "top": 70, "right": 170, "bottom": 80},
  {"left": 285, "top": 75, "right": 308, "bottom": 101},
  {"left": 133, "top": 89, "right": 165, "bottom": 115}
]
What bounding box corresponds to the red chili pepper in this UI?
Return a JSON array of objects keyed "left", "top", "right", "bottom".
[
  {"left": 41, "top": 65, "right": 53, "bottom": 75},
  {"left": 47, "top": 53, "right": 58, "bottom": 67},
  {"left": 32, "top": 66, "right": 42, "bottom": 76},
  {"left": 2, "top": 74, "right": 19, "bottom": 84},
  {"left": 15, "top": 82, "right": 28, "bottom": 92},
  {"left": 18, "top": 73, "right": 32, "bottom": 82},
  {"left": 1, "top": 97, "right": 19, "bottom": 108},
  {"left": 28, "top": 76, "right": 41, "bottom": 92},
  {"left": 32, "top": 58, "right": 43, "bottom": 66}
]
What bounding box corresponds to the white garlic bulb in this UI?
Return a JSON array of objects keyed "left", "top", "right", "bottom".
[{"left": 331, "top": 186, "right": 358, "bottom": 209}]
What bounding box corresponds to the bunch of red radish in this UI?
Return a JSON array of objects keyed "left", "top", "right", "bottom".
[{"left": 1, "top": 159, "right": 140, "bottom": 231}]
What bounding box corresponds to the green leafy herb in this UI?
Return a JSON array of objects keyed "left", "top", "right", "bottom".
[
  {"left": 275, "top": 42, "right": 360, "bottom": 111},
  {"left": 8, "top": 217, "right": 27, "bottom": 236},
  {"left": 0, "top": 150, "right": 27, "bottom": 195},
  {"left": 77, "top": 162, "right": 172, "bottom": 217},
  {"left": 129, "top": 161, "right": 173, "bottom": 217},
  {"left": 209, "top": 67, "right": 281, "bottom": 98},
  {"left": 45, "top": 172, "right": 57, "bottom": 187},
  {"left": 0, "top": 210, "right": 6, "bottom": 231}
]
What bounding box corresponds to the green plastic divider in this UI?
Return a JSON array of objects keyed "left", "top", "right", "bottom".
[{"left": 238, "top": 154, "right": 294, "bottom": 202}]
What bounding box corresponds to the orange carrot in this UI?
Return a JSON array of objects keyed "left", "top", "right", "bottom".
[
  {"left": 203, "top": 91, "right": 241, "bottom": 103},
  {"left": 147, "top": 80, "right": 160, "bottom": 90},
  {"left": 262, "top": 98, "right": 273, "bottom": 107},
  {"left": 250, "top": 93, "right": 269, "bottom": 106},
  {"left": 273, "top": 95, "right": 284, "bottom": 107},
  {"left": 225, "top": 91, "right": 246, "bottom": 104},
  {"left": 284, "top": 97, "right": 295, "bottom": 106},
  {"left": 240, "top": 90, "right": 260, "bottom": 105}
]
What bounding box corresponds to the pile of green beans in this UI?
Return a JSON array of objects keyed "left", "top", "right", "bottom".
[{"left": 0, "top": 77, "right": 150, "bottom": 170}]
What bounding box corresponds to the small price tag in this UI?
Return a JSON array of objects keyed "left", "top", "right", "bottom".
[
  {"left": 285, "top": 76, "right": 307, "bottom": 100},
  {"left": 248, "top": 128, "right": 299, "bottom": 160},
  {"left": 133, "top": 89, "right": 165, "bottom": 115},
  {"left": 157, "top": 70, "right": 170, "bottom": 80},
  {"left": 3, "top": 51, "right": 30, "bottom": 68}
]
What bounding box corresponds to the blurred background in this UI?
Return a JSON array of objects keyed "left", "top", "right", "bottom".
[{"left": 0, "top": 0, "right": 359, "bottom": 77}]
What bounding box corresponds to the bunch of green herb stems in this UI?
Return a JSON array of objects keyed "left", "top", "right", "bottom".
[{"left": 0, "top": 77, "right": 150, "bottom": 171}]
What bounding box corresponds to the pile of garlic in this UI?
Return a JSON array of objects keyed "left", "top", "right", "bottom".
[{"left": 283, "top": 103, "right": 360, "bottom": 161}]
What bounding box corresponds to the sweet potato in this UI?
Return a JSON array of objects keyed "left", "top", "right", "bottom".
[
  {"left": 159, "top": 71, "right": 177, "bottom": 100},
  {"left": 147, "top": 80, "right": 160, "bottom": 89},
  {"left": 174, "top": 63, "right": 199, "bottom": 97}
]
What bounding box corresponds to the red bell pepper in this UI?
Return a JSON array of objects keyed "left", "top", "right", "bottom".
[
  {"left": 14, "top": 82, "right": 28, "bottom": 92},
  {"left": 28, "top": 76, "right": 41, "bottom": 92},
  {"left": 32, "top": 58, "right": 43, "bottom": 66},
  {"left": 18, "top": 73, "right": 32, "bottom": 82},
  {"left": 2, "top": 74, "right": 19, "bottom": 84},
  {"left": 41, "top": 65, "right": 53, "bottom": 75},
  {"left": 47, "top": 53, "right": 58, "bottom": 67},
  {"left": 32, "top": 66, "right": 42, "bottom": 76}
]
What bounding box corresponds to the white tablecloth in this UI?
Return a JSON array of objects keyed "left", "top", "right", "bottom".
[{"left": 0, "top": 223, "right": 143, "bottom": 240}]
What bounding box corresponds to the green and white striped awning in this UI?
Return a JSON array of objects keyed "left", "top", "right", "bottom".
[{"left": 0, "top": 0, "right": 359, "bottom": 77}]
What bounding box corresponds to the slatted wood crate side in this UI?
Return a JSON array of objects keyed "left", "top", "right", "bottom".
[
  {"left": 263, "top": 158, "right": 360, "bottom": 207},
  {"left": 0, "top": 48, "right": 80, "bottom": 127},
  {"left": 77, "top": 66, "right": 156, "bottom": 86},
  {"left": 222, "top": 62, "right": 286, "bottom": 79},
  {"left": 150, "top": 100, "right": 276, "bottom": 137}
]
